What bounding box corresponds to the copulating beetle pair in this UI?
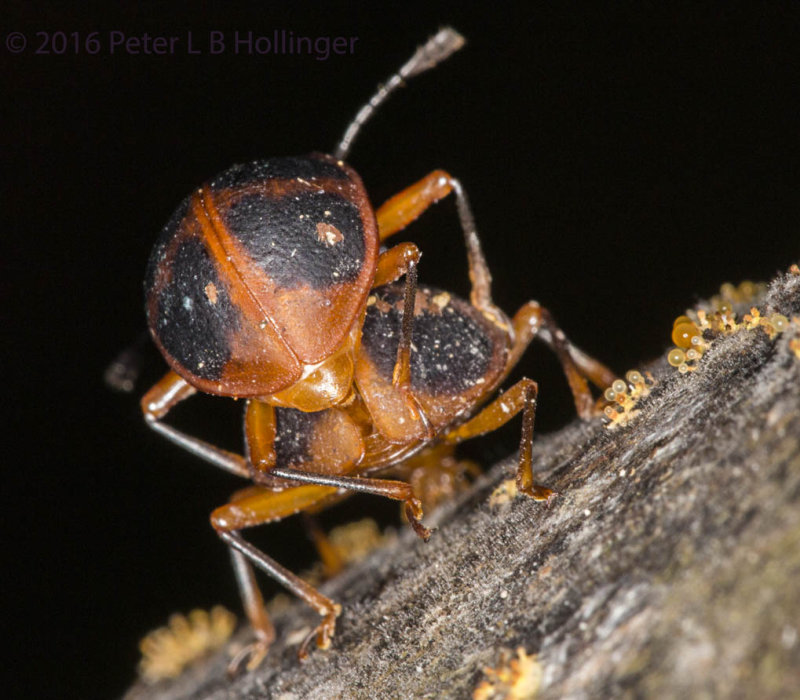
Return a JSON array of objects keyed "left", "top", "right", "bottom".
[{"left": 135, "top": 28, "right": 615, "bottom": 672}]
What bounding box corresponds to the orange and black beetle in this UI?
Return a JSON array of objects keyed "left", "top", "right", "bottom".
[{"left": 133, "top": 28, "right": 615, "bottom": 673}]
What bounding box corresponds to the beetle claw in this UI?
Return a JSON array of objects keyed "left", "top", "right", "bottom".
[
  {"left": 227, "top": 639, "right": 271, "bottom": 677},
  {"left": 297, "top": 606, "right": 341, "bottom": 661},
  {"left": 404, "top": 498, "right": 434, "bottom": 540},
  {"left": 519, "top": 485, "right": 557, "bottom": 503}
]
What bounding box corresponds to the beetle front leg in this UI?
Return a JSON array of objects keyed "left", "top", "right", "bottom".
[
  {"left": 508, "top": 302, "right": 617, "bottom": 420},
  {"left": 269, "top": 467, "right": 433, "bottom": 541},
  {"left": 226, "top": 547, "right": 275, "bottom": 674},
  {"left": 141, "top": 371, "right": 250, "bottom": 479},
  {"left": 374, "top": 245, "right": 428, "bottom": 427},
  {"left": 374, "top": 241, "right": 421, "bottom": 287},
  {"left": 220, "top": 531, "right": 341, "bottom": 663},
  {"left": 374, "top": 241, "right": 420, "bottom": 390},
  {"left": 375, "top": 170, "right": 454, "bottom": 241},
  {"left": 377, "top": 171, "right": 508, "bottom": 329},
  {"left": 443, "top": 378, "right": 554, "bottom": 501},
  {"left": 212, "top": 484, "right": 345, "bottom": 665}
]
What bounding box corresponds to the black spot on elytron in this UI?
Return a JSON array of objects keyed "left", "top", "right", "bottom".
[
  {"left": 208, "top": 157, "right": 348, "bottom": 191},
  {"left": 149, "top": 237, "right": 241, "bottom": 381},
  {"left": 144, "top": 193, "right": 192, "bottom": 298},
  {"left": 361, "top": 285, "right": 495, "bottom": 396},
  {"left": 222, "top": 191, "right": 365, "bottom": 289},
  {"left": 273, "top": 408, "right": 319, "bottom": 468}
]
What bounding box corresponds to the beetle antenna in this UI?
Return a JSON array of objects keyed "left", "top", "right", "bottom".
[{"left": 333, "top": 27, "right": 466, "bottom": 161}]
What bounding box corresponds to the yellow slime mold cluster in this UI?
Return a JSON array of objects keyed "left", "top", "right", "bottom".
[
  {"left": 601, "top": 369, "right": 656, "bottom": 430},
  {"left": 473, "top": 647, "right": 542, "bottom": 700},
  {"left": 138, "top": 606, "right": 236, "bottom": 683},
  {"left": 665, "top": 276, "right": 796, "bottom": 374}
]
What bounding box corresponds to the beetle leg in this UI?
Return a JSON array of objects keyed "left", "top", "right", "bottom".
[
  {"left": 141, "top": 371, "right": 251, "bottom": 479},
  {"left": 212, "top": 484, "right": 344, "bottom": 664},
  {"left": 376, "top": 170, "right": 454, "bottom": 240},
  {"left": 442, "top": 378, "right": 554, "bottom": 501},
  {"left": 220, "top": 532, "right": 342, "bottom": 663},
  {"left": 508, "top": 302, "right": 617, "bottom": 420},
  {"left": 562, "top": 343, "right": 619, "bottom": 391},
  {"left": 244, "top": 400, "right": 276, "bottom": 476},
  {"left": 212, "top": 484, "right": 342, "bottom": 530},
  {"left": 269, "top": 467, "right": 433, "bottom": 541},
  {"left": 377, "top": 172, "right": 506, "bottom": 327},
  {"left": 302, "top": 513, "right": 346, "bottom": 578},
  {"left": 393, "top": 256, "right": 418, "bottom": 392},
  {"left": 374, "top": 246, "right": 429, "bottom": 427},
  {"left": 226, "top": 548, "right": 275, "bottom": 674},
  {"left": 374, "top": 241, "right": 420, "bottom": 390},
  {"left": 374, "top": 241, "right": 421, "bottom": 287},
  {"left": 375, "top": 242, "right": 420, "bottom": 391}
]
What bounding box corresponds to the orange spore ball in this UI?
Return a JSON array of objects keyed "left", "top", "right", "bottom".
[
  {"left": 626, "top": 370, "right": 643, "bottom": 384},
  {"left": 739, "top": 280, "right": 756, "bottom": 297},
  {"left": 667, "top": 348, "right": 686, "bottom": 367},
  {"left": 672, "top": 315, "right": 692, "bottom": 328},
  {"left": 671, "top": 322, "right": 700, "bottom": 349},
  {"left": 769, "top": 314, "right": 788, "bottom": 333}
]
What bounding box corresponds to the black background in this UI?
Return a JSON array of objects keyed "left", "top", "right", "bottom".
[{"left": 4, "top": 3, "right": 798, "bottom": 698}]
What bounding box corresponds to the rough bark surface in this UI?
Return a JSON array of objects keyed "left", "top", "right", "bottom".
[{"left": 125, "top": 270, "right": 800, "bottom": 700}]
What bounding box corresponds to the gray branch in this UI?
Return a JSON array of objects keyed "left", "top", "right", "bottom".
[{"left": 126, "top": 269, "right": 800, "bottom": 700}]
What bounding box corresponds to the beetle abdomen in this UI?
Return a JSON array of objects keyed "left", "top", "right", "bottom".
[
  {"left": 273, "top": 406, "right": 364, "bottom": 474},
  {"left": 360, "top": 285, "right": 505, "bottom": 396},
  {"left": 355, "top": 284, "right": 509, "bottom": 439}
]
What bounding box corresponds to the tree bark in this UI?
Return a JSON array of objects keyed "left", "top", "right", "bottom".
[{"left": 125, "top": 269, "right": 800, "bottom": 700}]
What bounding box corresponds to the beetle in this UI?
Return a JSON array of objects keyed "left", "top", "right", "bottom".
[
  {"left": 135, "top": 28, "right": 616, "bottom": 672},
  {"left": 205, "top": 209, "right": 615, "bottom": 670}
]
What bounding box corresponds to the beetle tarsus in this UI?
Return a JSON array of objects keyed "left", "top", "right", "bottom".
[
  {"left": 404, "top": 498, "right": 434, "bottom": 541},
  {"left": 298, "top": 605, "right": 341, "bottom": 661},
  {"left": 518, "top": 483, "right": 557, "bottom": 503},
  {"left": 227, "top": 639, "right": 271, "bottom": 678}
]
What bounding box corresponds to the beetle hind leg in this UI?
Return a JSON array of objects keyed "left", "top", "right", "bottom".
[
  {"left": 443, "top": 378, "right": 555, "bottom": 501},
  {"left": 509, "top": 302, "right": 617, "bottom": 420}
]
